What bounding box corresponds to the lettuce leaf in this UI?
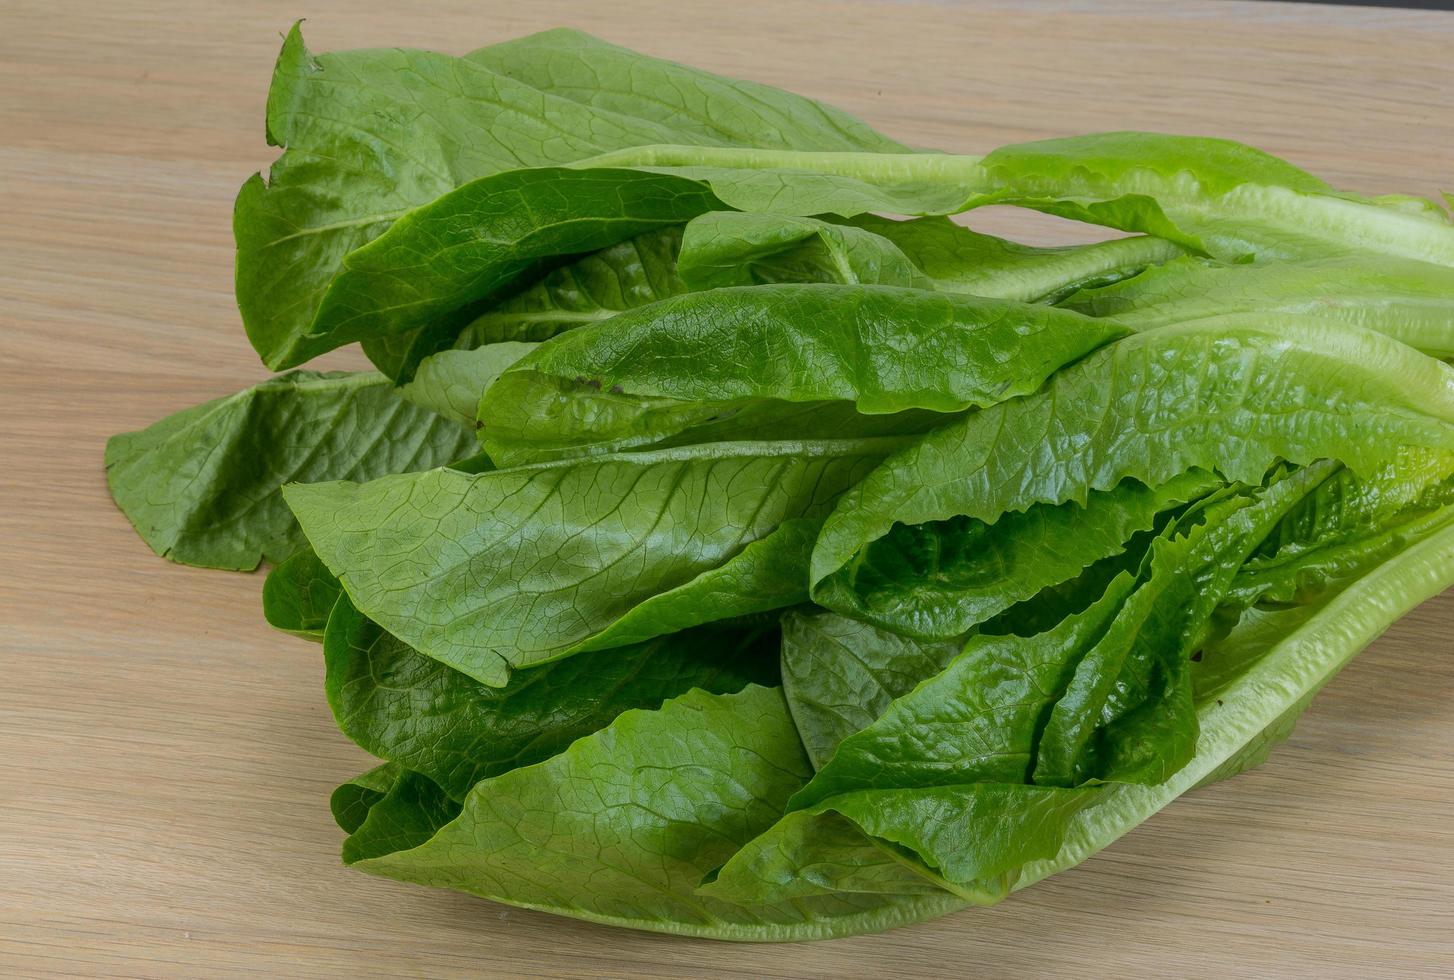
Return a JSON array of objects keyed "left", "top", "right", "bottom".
[
  {"left": 1016, "top": 512, "right": 1454, "bottom": 891},
  {"left": 780, "top": 609, "right": 962, "bottom": 769},
  {"left": 105, "top": 371, "right": 476, "bottom": 570},
  {"left": 342, "top": 685, "right": 966, "bottom": 940},
  {"left": 287, "top": 438, "right": 903, "bottom": 686},
  {"left": 717, "top": 494, "right": 1454, "bottom": 911},
  {"left": 238, "top": 26, "right": 907, "bottom": 370},
  {"left": 261, "top": 547, "right": 341, "bottom": 640},
  {"left": 398, "top": 344, "right": 536, "bottom": 427},
  {"left": 479, "top": 284, "right": 1127, "bottom": 464},
  {"left": 323, "top": 592, "right": 778, "bottom": 799},
  {"left": 813, "top": 470, "right": 1220, "bottom": 640},
  {"left": 812, "top": 316, "right": 1454, "bottom": 590}
]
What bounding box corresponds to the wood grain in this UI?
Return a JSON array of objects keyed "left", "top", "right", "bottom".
[{"left": 2, "top": 1, "right": 1452, "bottom": 976}]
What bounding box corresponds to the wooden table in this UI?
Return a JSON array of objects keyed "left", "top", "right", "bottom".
[{"left": 4, "top": 1, "right": 1452, "bottom": 975}]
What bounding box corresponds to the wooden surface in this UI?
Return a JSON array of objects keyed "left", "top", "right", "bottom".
[{"left": 3, "top": 1, "right": 1453, "bottom": 976}]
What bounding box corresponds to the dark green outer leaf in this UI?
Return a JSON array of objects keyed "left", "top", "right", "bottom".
[
  {"left": 105, "top": 371, "right": 477, "bottom": 570},
  {"left": 238, "top": 26, "right": 907, "bottom": 369},
  {"left": 307, "top": 168, "right": 723, "bottom": 358},
  {"left": 792, "top": 568, "right": 1138, "bottom": 809},
  {"left": 584, "top": 154, "right": 974, "bottom": 217},
  {"left": 699, "top": 810, "right": 950, "bottom": 903},
  {"left": 1251, "top": 449, "right": 1454, "bottom": 561},
  {"left": 803, "top": 783, "right": 1098, "bottom": 899},
  {"left": 569, "top": 518, "right": 820, "bottom": 654},
  {"left": 262, "top": 547, "right": 341, "bottom": 640},
  {"left": 368, "top": 227, "right": 687, "bottom": 384},
  {"left": 1234, "top": 505, "right": 1454, "bottom": 608},
  {"left": 780, "top": 610, "right": 962, "bottom": 770},
  {"left": 330, "top": 762, "right": 402, "bottom": 835},
  {"left": 324, "top": 592, "right": 778, "bottom": 800},
  {"left": 286, "top": 437, "right": 905, "bottom": 686},
  {"left": 347, "top": 685, "right": 966, "bottom": 939},
  {"left": 778, "top": 487, "right": 1454, "bottom": 903},
  {"left": 465, "top": 29, "right": 908, "bottom": 152},
  {"left": 741, "top": 474, "right": 1341, "bottom": 906},
  {"left": 1032, "top": 464, "right": 1335, "bottom": 787},
  {"left": 639, "top": 399, "right": 950, "bottom": 455},
  {"left": 1231, "top": 449, "right": 1454, "bottom": 607},
  {"left": 458, "top": 226, "right": 688, "bottom": 344},
  {"left": 342, "top": 769, "right": 462, "bottom": 864}
]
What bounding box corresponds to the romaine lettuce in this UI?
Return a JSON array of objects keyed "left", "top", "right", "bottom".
[{"left": 107, "top": 26, "right": 1454, "bottom": 942}]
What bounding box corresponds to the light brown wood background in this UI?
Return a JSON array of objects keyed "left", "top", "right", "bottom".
[{"left": 3, "top": 1, "right": 1452, "bottom": 976}]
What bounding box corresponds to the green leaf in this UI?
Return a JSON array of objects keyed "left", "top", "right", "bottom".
[
  {"left": 789, "top": 479, "right": 1307, "bottom": 809},
  {"left": 286, "top": 438, "right": 903, "bottom": 686},
  {"left": 1252, "top": 449, "right": 1454, "bottom": 560},
  {"left": 105, "top": 371, "right": 477, "bottom": 570},
  {"left": 569, "top": 518, "right": 820, "bottom": 654},
  {"left": 1063, "top": 254, "right": 1454, "bottom": 357},
  {"left": 812, "top": 316, "right": 1454, "bottom": 590},
  {"left": 793, "top": 569, "right": 1138, "bottom": 808},
  {"left": 850, "top": 214, "right": 1183, "bottom": 302},
  {"left": 342, "top": 769, "right": 462, "bottom": 864},
  {"left": 576, "top": 147, "right": 973, "bottom": 217},
  {"left": 399, "top": 343, "right": 537, "bottom": 427},
  {"left": 324, "top": 592, "right": 778, "bottom": 800},
  {"left": 1238, "top": 503, "right": 1454, "bottom": 609},
  {"left": 465, "top": 29, "right": 908, "bottom": 154},
  {"left": 330, "top": 762, "right": 402, "bottom": 835},
  {"left": 238, "top": 26, "right": 906, "bottom": 370},
  {"left": 346, "top": 684, "right": 965, "bottom": 939},
  {"left": 366, "top": 225, "right": 683, "bottom": 380},
  {"left": 458, "top": 227, "right": 689, "bottom": 344},
  {"left": 116, "top": 28, "right": 1454, "bottom": 942},
  {"left": 677, "top": 212, "right": 932, "bottom": 289},
  {"left": 1230, "top": 450, "right": 1454, "bottom": 606},
  {"left": 965, "top": 131, "right": 1341, "bottom": 260},
  {"left": 369, "top": 226, "right": 687, "bottom": 383},
  {"left": 700, "top": 810, "right": 949, "bottom": 903},
  {"left": 261, "top": 547, "right": 341, "bottom": 640},
  {"left": 780, "top": 610, "right": 961, "bottom": 770},
  {"left": 813, "top": 470, "right": 1220, "bottom": 640},
  {"left": 785, "top": 469, "right": 1289, "bottom": 794},
  {"left": 802, "top": 783, "right": 1099, "bottom": 899},
  {"left": 305, "top": 168, "right": 723, "bottom": 362},
  {"left": 787, "top": 462, "right": 1421, "bottom": 895},
  {"left": 1015, "top": 512, "right": 1454, "bottom": 894},
  {"left": 1030, "top": 464, "right": 1334, "bottom": 787},
  {"left": 479, "top": 284, "right": 1128, "bottom": 464}
]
